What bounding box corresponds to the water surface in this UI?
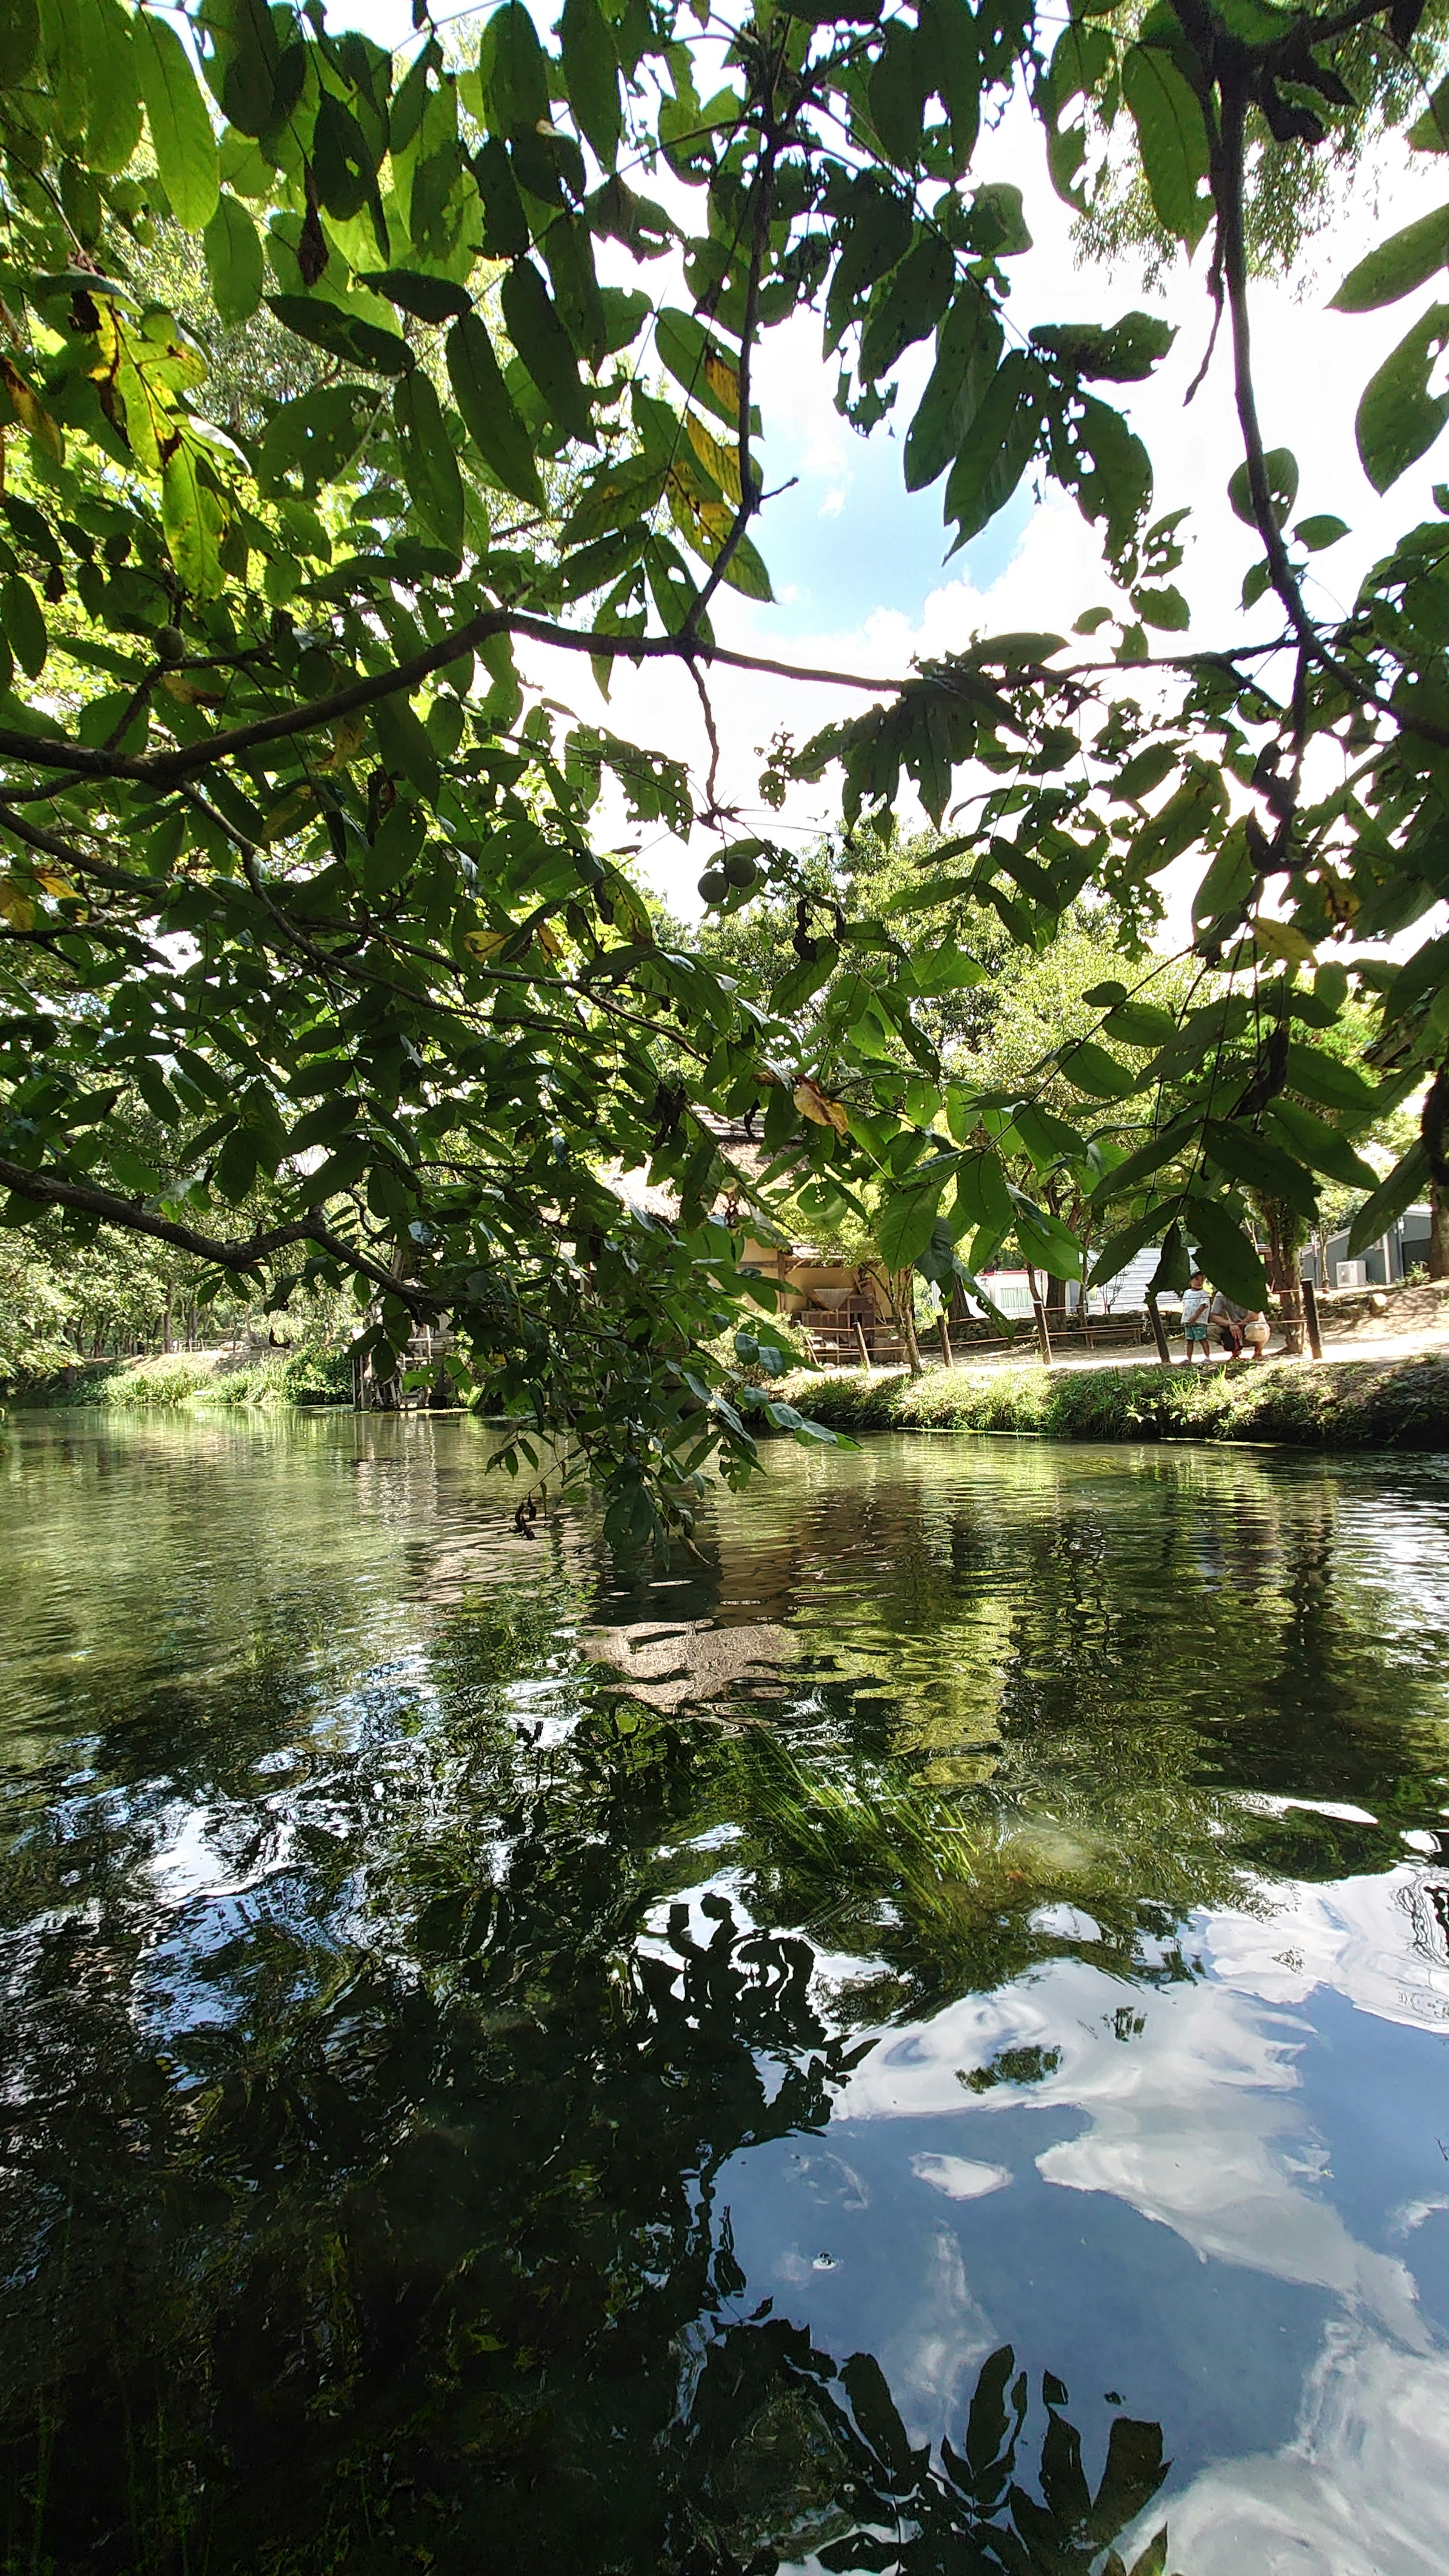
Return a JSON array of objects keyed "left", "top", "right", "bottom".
[{"left": 2, "top": 1412, "right": 1449, "bottom": 2574}]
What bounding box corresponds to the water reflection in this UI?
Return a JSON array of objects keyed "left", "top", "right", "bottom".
[{"left": 0, "top": 1415, "right": 1447, "bottom": 2570}]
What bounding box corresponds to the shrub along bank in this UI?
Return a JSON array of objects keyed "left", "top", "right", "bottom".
[
  {"left": 778, "top": 1355, "right": 1449, "bottom": 1452},
  {"left": 3, "top": 1346, "right": 355, "bottom": 1409}
]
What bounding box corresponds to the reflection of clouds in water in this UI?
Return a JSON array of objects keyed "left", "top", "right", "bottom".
[
  {"left": 910, "top": 2153, "right": 1012, "bottom": 2201},
  {"left": 1207, "top": 1865, "right": 1449, "bottom": 2034},
  {"left": 1151, "top": 2319, "right": 1449, "bottom": 2576},
  {"left": 838, "top": 1924, "right": 1432, "bottom": 2347},
  {"left": 877, "top": 2222, "right": 998, "bottom": 2438},
  {"left": 837, "top": 1867, "right": 1449, "bottom": 2564}
]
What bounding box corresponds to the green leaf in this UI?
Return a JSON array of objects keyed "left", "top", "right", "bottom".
[
  {"left": 361, "top": 268, "right": 472, "bottom": 323},
  {"left": 2, "top": 573, "right": 46, "bottom": 677},
  {"left": 1263, "top": 1097, "right": 1378, "bottom": 1191},
  {"left": 1011, "top": 1190, "right": 1083, "bottom": 1280},
  {"left": 1331, "top": 204, "right": 1449, "bottom": 313},
  {"left": 1228, "top": 446, "right": 1298, "bottom": 529},
  {"left": 904, "top": 280, "right": 1003, "bottom": 492},
  {"left": 1283, "top": 1041, "right": 1380, "bottom": 1114},
  {"left": 162, "top": 441, "right": 225, "bottom": 601},
  {"left": 1099, "top": 998, "right": 1178, "bottom": 1048},
  {"left": 83, "top": 0, "right": 142, "bottom": 172},
  {"left": 446, "top": 312, "right": 544, "bottom": 506},
  {"left": 1182, "top": 1196, "right": 1269, "bottom": 1306},
  {"left": 1059, "top": 1038, "right": 1141, "bottom": 1099},
  {"left": 860, "top": 233, "right": 954, "bottom": 384},
  {"left": 1029, "top": 311, "right": 1175, "bottom": 384},
  {"left": 1356, "top": 305, "right": 1449, "bottom": 493},
  {"left": 134, "top": 9, "right": 218, "bottom": 231},
  {"left": 1091, "top": 1113, "right": 1197, "bottom": 1202},
  {"left": 0, "top": 0, "right": 40, "bottom": 88},
  {"left": 373, "top": 694, "right": 440, "bottom": 803},
  {"left": 1121, "top": 44, "right": 1210, "bottom": 248},
  {"left": 561, "top": 0, "right": 621, "bottom": 168},
  {"left": 944, "top": 351, "right": 1043, "bottom": 547},
  {"left": 1132, "top": 583, "right": 1189, "bottom": 630},
  {"left": 501, "top": 259, "right": 593, "bottom": 443},
  {"left": 1090, "top": 1201, "right": 1172, "bottom": 1287},
  {"left": 879, "top": 1163, "right": 952, "bottom": 1270},
  {"left": 480, "top": 0, "right": 551, "bottom": 134},
  {"left": 393, "top": 372, "right": 464, "bottom": 558},
  {"left": 949, "top": 1148, "right": 1012, "bottom": 1240},
  {"left": 908, "top": 942, "right": 988, "bottom": 995},
  {"left": 266, "top": 295, "right": 413, "bottom": 376},
  {"left": 1202, "top": 1118, "right": 1317, "bottom": 1219},
  {"left": 1294, "top": 513, "right": 1349, "bottom": 552},
  {"left": 203, "top": 193, "right": 263, "bottom": 329},
  {"left": 1346, "top": 1141, "right": 1430, "bottom": 1256}
]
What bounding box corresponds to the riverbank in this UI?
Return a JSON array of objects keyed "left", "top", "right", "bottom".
[
  {"left": 775, "top": 1350, "right": 1449, "bottom": 1450},
  {"left": 2, "top": 1346, "right": 354, "bottom": 1409}
]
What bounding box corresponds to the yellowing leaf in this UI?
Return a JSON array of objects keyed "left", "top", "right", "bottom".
[
  {"left": 0, "top": 878, "right": 35, "bottom": 932},
  {"left": 704, "top": 349, "right": 740, "bottom": 419},
  {"left": 794, "top": 1077, "right": 849, "bottom": 1133},
  {"left": 327, "top": 710, "right": 369, "bottom": 769},
  {"left": 34, "top": 866, "right": 78, "bottom": 899},
  {"left": 463, "top": 926, "right": 508, "bottom": 960},
  {"left": 1252, "top": 914, "right": 1317, "bottom": 964},
  {"left": 0, "top": 358, "right": 63, "bottom": 463},
  {"left": 162, "top": 671, "right": 226, "bottom": 706},
  {"left": 683, "top": 410, "right": 742, "bottom": 503},
  {"left": 535, "top": 923, "right": 565, "bottom": 960}
]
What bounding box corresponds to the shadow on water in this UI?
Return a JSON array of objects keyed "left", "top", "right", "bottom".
[{"left": 1, "top": 1415, "right": 1448, "bottom": 2570}]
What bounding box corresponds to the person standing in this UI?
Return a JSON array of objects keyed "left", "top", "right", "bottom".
[{"left": 1181, "top": 1270, "right": 1211, "bottom": 1363}]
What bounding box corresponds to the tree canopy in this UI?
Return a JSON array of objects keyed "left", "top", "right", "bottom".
[{"left": 1, "top": 0, "right": 1447, "bottom": 1538}]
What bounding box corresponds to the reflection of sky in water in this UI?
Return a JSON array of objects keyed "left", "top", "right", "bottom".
[{"left": 712, "top": 1860, "right": 1449, "bottom": 2570}]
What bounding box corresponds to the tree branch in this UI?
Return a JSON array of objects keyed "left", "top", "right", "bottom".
[{"left": 0, "top": 1158, "right": 432, "bottom": 1308}]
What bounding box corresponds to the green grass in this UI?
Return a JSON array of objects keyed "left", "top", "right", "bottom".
[
  {"left": 776, "top": 1351, "right": 1449, "bottom": 1450},
  {"left": 88, "top": 1344, "right": 354, "bottom": 1409}
]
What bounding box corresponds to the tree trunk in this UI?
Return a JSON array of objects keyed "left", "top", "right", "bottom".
[
  {"left": 1257, "top": 1195, "right": 1306, "bottom": 1356},
  {"left": 1430, "top": 1182, "right": 1449, "bottom": 1280}
]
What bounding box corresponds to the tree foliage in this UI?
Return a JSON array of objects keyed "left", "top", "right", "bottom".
[{"left": 1, "top": 0, "right": 1447, "bottom": 1538}]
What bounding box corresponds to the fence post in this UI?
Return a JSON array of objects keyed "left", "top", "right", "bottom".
[
  {"left": 1301, "top": 1275, "right": 1324, "bottom": 1361},
  {"left": 853, "top": 1316, "right": 873, "bottom": 1374},
  {"left": 937, "top": 1314, "right": 955, "bottom": 1370},
  {"left": 1146, "top": 1294, "right": 1172, "bottom": 1367}
]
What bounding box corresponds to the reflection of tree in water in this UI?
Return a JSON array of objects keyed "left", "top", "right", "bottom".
[{"left": 0, "top": 1622, "right": 1178, "bottom": 2576}]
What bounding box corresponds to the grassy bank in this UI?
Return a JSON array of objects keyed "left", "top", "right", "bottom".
[
  {"left": 777, "top": 1352, "right": 1449, "bottom": 1451},
  {"left": 5, "top": 1346, "right": 355, "bottom": 1409}
]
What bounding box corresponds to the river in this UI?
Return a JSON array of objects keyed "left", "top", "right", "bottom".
[{"left": 1, "top": 1411, "right": 1447, "bottom": 2574}]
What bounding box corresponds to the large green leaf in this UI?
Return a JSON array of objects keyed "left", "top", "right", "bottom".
[
  {"left": 0, "top": 0, "right": 40, "bottom": 88},
  {"left": 1332, "top": 205, "right": 1449, "bottom": 312},
  {"left": 904, "top": 281, "right": 1002, "bottom": 491},
  {"left": 446, "top": 312, "right": 544, "bottom": 506},
  {"left": 1121, "top": 44, "right": 1210, "bottom": 248},
  {"left": 879, "top": 1162, "right": 952, "bottom": 1269},
  {"left": 501, "top": 259, "right": 593, "bottom": 443},
  {"left": 1283, "top": 1043, "right": 1380, "bottom": 1115},
  {"left": 1202, "top": 1118, "right": 1317, "bottom": 1219},
  {"left": 203, "top": 193, "right": 263, "bottom": 329},
  {"left": 1182, "top": 1197, "right": 1269, "bottom": 1307},
  {"left": 1346, "top": 1141, "right": 1430, "bottom": 1255},
  {"left": 561, "top": 0, "right": 620, "bottom": 168},
  {"left": 1263, "top": 1098, "right": 1379, "bottom": 1191},
  {"left": 393, "top": 372, "right": 464, "bottom": 558},
  {"left": 479, "top": 0, "right": 551, "bottom": 134},
  {"left": 1356, "top": 305, "right": 1449, "bottom": 492},
  {"left": 1227, "top": 446, "right": 1298, "bottom": 529},
  {"left": 943, "top": 351, "right": 1043, "bottom": 547},
  {"left": 134, "top": 9, "right": 218, "bottom": 230}
]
